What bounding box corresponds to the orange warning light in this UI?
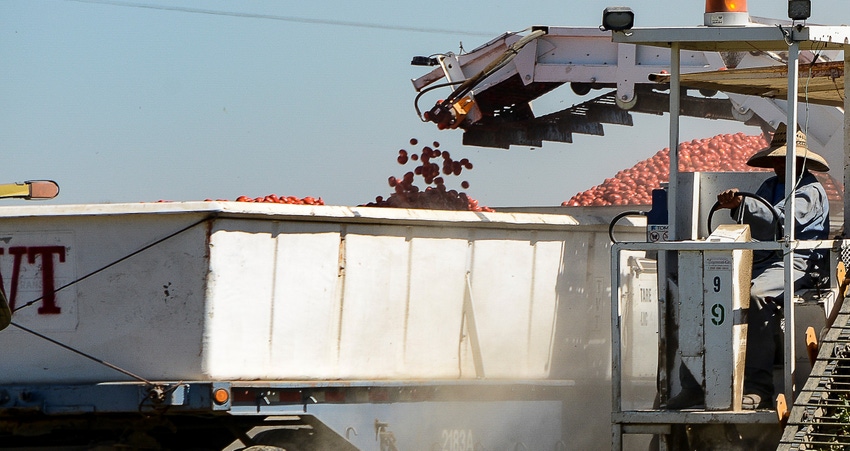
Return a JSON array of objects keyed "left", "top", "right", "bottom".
[
  {"left": 705, "top": 0, "right": 748, "bottom": 13},
  {"left": 704, "top": 0, "right": 749, "bottom": 26},
  {"left": 213, "top": 387, "right": 230, "bottom": 405}
]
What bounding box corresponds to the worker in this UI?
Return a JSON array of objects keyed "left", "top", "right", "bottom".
[{"left": 668, "top": 123, "right": 831, "bottom": 410}]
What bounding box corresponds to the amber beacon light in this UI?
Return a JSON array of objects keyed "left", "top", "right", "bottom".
[{"left": 704, "top": 0, "right": 750, "bottom": 26}]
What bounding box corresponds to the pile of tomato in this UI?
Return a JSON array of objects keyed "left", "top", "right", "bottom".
[
  {"left": 362, "top": 138, "right": 494, "bottom": 212},
  {"left": 168, "top": 132, "right": 841, "bottom": 211},
  {"left": 231, "top": 194, "right": 324, "bottom": 205},
  {"left": 562, "top": 132, "right": 841, "bottom": 207},
  {"left": 189, "top": 138, "right": 491, "bottom": 212}
]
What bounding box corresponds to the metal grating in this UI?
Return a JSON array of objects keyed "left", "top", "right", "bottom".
[{"left": 779, "top": 273, "right": 850, "bottom": 450}]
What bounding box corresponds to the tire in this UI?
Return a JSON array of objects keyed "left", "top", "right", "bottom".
[{"left": 250, "top": 429, "right": 305, "bottom": 451}]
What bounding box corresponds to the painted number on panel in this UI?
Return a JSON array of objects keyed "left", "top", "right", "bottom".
[
  {"left": 713, "top": 276, "right": 721, "bottom": 292},
  {"left": 711, "top": 303, "right": 725, "bottom": 326},
  {"left": 441, "top": 429, "right": 474, "bottom": 451}
]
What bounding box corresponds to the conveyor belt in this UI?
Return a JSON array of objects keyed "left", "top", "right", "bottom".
[
  {"left": 459, "top": 86, "right": 765, "bottom": 149},
  {"left": 778, "top": 297, "right": 850, "bottom": 450}
]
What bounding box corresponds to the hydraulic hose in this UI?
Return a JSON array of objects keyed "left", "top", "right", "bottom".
[
  {"left": 443, "top": 29, "right": 547, "bottom": 105},
  {"left": 608, "top": 210, "right": 647, "bottom": 243},
  {"left": 418, "top": 29, "right": 547, "bottom": 125}
]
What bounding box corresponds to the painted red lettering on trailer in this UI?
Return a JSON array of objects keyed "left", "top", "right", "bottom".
[
  {"left": 3, "top": 245, "right": 67, "bottom": 314},
  {"left": 7, "top": 247, "right": 27, "bottom": 312},
  {"left": 28, "top": 246, "right": 65, "bottom": 314}
]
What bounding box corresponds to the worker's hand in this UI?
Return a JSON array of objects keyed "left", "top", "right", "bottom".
[{"left": 717, "top": 189, "right": 742, "bottom": 209}]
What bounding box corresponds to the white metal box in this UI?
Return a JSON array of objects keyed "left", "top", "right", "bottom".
[{"left": 678, "top": 224, "right": 752, "bottom": 411}]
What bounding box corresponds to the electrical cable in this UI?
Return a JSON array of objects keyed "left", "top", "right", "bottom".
[
  {"left": 417, "top": 29, "right": 547, "bottom": 125},
  {"left": 779, "top": 41, "right": 820, "bottom": 225},
  {"left": 414, "top": 80, "right": 465, "bottom": 122},
  {"left": 66, "top": 0, "right": 496, "bottom": 37},
  {"left": 797, "top": 42, "right": 822, "bottom": 177},
  {"left": 441, "top": 29, "right": 546, "bottom": 107},
  {"left": 777, "top": 24, "right": 794, "bottom": 46},
  {"left": 11, "top": 321, "right": 152, "bottom": 384},
  {"left": 6, "top": 215, "right": 215, "bottom": 386},
  {"left": 12, "top": 215, "right": 214, "bottom": 313},
  {"left": 608, "top": 210, "right": 647, "bottom": 243}
]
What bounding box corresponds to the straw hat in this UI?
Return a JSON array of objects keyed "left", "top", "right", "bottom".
[{"left": 746, "top": 123, "right": 830, "bottom": 172}]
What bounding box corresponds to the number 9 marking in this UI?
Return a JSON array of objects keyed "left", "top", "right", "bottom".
[{"left": 711, "top": 303, "right": 725, "bottom": 326}]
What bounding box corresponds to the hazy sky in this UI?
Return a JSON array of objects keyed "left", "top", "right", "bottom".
[{"left": 2, "top": 0, "right": 848, "bottom": 208}]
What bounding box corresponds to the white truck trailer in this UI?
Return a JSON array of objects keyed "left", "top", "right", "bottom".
[{"left": 0, "top": 201, "right": 653, "bottom": 450}]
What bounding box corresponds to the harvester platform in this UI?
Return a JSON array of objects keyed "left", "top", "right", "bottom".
[{"left": 779, "top": 297, "right": 850, "bottom": 450}]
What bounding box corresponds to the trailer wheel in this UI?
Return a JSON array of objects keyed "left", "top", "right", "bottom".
[
  {"left": 246, "top": 416, "right": 357, "bottom": 450},
  {"left": 250, "top": 429, "right": 305, "bottom": 451}
]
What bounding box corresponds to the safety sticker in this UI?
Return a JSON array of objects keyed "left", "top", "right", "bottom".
[{"left": 705, "top": 257, "right": 732, "bottom": 271}]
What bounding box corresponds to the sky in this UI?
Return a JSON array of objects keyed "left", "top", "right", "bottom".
[{"left": 1, "top": 0, "right": 848, "bottom": 208}]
